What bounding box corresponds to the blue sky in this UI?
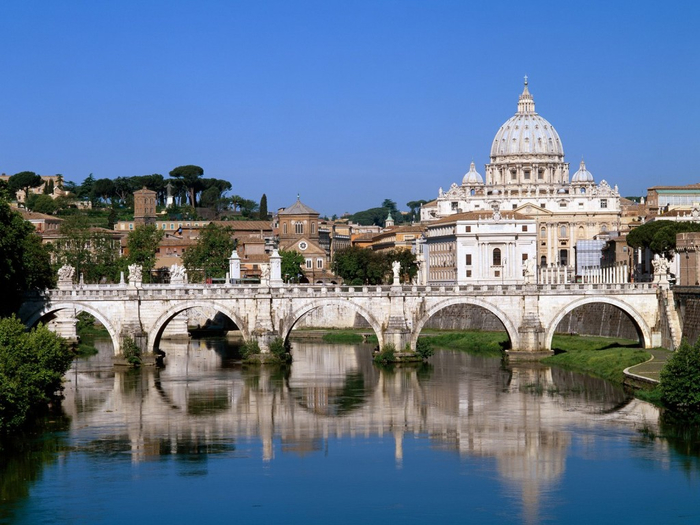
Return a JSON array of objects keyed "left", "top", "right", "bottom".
[{"left": 0, "top": 0, "right": 698, "bottom": 216}]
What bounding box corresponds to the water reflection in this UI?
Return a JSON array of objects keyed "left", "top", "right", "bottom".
[{"left": 58, "top": 337, "right": 682, "bottom": 524}]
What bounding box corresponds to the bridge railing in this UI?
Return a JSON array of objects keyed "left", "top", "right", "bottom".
[{"left": 37, "top": 280, "right": 659, "bottom": 301}]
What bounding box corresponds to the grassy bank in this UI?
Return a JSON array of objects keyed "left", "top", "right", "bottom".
[
  {"left": 321, "top": 331, "right": 378, "bottom": 344},
  {"left": 544, "top": 335, "right": 650, "bottom": 384},
  {"left": 425, "top": 330, "right": 507, "bottom": 357}
]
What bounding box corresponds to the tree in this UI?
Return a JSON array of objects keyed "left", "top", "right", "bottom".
[
  {"left": 0, "top": 316, "right": 73, "bottom": 433},
  {"left": 259, "top": 194, "right": 268, "bottom": 220},
  {"left": 331, "top": 246, "right": 390, "bottom": 285},
  {"left": 91, "top": 178, "right": 115, "bottom": 205},
  {"left": 406, "top": 199, "right": 428, "bottom": 222},
  {"left": 8, "top": 171, "right": 42, "bottom": 205},
  {"left": 0, "top": 200, "right": 54, "bottom": 317},
  {"left": 386, "top": 248, "right": 418, "bottom": 283},
  {"left": 169, "top": 165, "right": 204, "bottom": 207},
  {"left": 26, "top": 194, "right": 57, "bottom": 215},
  {"left": 280, "top": 249, "right": 304, "bottom": 282},
  {"left": 182, "top": 224, "right": 235, "bottom": 282},
  {"left": 660, "top": 338, "right": 700, "bottom": 416},
  {"left": 627, "top": 220, "right": 700, "bottom": 259},
  {"left": 52, "top": 215, "right": 122, "bottom": 284},
  {"left": 126, "top": 225, "right": 164, "bottom": 282}
]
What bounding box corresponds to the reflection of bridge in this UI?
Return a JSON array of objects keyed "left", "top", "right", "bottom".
[
  {"left": 61, "top": 342, "right": 662, "bottom": 524},
  {"left": 20, "top": 281, "right": 672, "bottom": 358}
]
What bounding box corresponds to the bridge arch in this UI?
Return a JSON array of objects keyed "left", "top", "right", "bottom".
[
  {"left": 149, "top": 300, "right": 250, "bottom": 354},
  {"left": 411, "top": 297, "right": 520, "bottom": 350},
  {"left": 544, "top": 296, "right": 652, "bottom": 350},
  {"left": 22, "top": 301, "right": 121, "bottom": 354},
  {"left": 281, "top": 299, "right": 385, "bottom": 349}
]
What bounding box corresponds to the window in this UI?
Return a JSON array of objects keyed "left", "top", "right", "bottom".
[
  {"left": 600, "top": 199, "right": 608, "bottom": 209},
  {"left": 129, "top": 223, "right": 134, "bottom": 230},
  {"left": 466, "top": 254, "right": 472, "bottom": 265},
  {"left": 305, "top": 259, "right": 312, "bottom": 269},
  {"left": 465, "top": 226, "right": 471, "bottom": 232},
  {"left": 522, "top": 225, "right": 527, "bottom": 232},
  {"left": 541, "top": 255, "right": 547, "bottom": 266},
  {"left": 295, "top": 222, "right": 304, "bottom": 234},
  {"left": 451, "top": 202, "right": 458, "bottom": 210},
  {"left": 522, "top": 253, "right": 528, "bottom": 261},
  {"left": 559, "top": 249, "right": 568, "bottom": 266},
  {"left": 512, "top": 204, "right": 518, "bottom": 210},
  {"left": 283, "top": 223, "right": 288, "bottom": 234},
  {"left": 493, "top": 248, "right": 501, "bottom": 266},
  {"left": 311, "top": 222, "right": 316, "bottom": 234},
  {"left": 538, "top": 170, "right": 544, "bottom": 180},
  {"left": 466, "top": 270, "right": 472, "bottom": 278},
  {"left": 316, "top": 258, "right": 323, "bottom": 269},
  {"left": 540, "top": 227, "right": 546, "bottom": 238},
  {"left": 524, "top": 170, "right": 530, "bottom": 180},
  {"left": 560, "top": 225, "right": 567, "bottom": 237}
]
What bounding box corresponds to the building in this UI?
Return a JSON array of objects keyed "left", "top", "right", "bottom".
[
  {"left": 133, "top": 187, "right": 157, "bottom": 226},
  {"left": 276, "top": 197, "right": 335, "bottom": 283},
  {"left": 0, "top": 173, "right": 66, "bottom": 202},
  {"left": 424, "top": 209, "right": 536, "bottom": 285},
  {"left": 421, "top": 79, "right": 622, "bottom": 271}
]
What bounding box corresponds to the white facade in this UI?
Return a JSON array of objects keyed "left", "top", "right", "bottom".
[
  {"left": 422, "top": 79, "right": 622, "bottom": 269},
  {"left": 425, "top": 210, "right": 537, "bottom": 285}
]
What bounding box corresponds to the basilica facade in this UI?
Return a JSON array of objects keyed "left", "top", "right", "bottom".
[{"left": 421, "top": 79, "right": 622, "bottom": 280}]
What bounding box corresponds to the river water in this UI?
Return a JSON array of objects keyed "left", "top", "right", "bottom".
[{"left": 1, "top": 337, "right": 699, "bottom": 524}]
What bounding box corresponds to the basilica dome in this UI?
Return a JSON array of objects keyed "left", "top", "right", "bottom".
[{"left": 490, "top": 79, "right": 564, "bottom": 159}]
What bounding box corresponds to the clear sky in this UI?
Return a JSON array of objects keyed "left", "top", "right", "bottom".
[{"left": 0, "top": 0, "right": 698, "bottom": 216}]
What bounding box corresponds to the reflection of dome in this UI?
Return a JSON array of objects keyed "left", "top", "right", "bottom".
[
  {"left": 490, "top": 78, "right": 564, "bottom": 159},
  {"left": 462, "top": 161, "right": 484, "bottom": 185},
  {"left": 571, "top": 159, "right": 594, "bottom": 183}
]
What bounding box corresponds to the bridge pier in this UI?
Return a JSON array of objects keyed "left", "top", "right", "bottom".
[
  {"left": 509, "top": 295, "right": 551, "bottom": 360},
  {"left": 51, "top": 307, "right": 79, "bottom": 346},
  {"left": 383, "top": 287, "right": 419, "bottom": 360}
]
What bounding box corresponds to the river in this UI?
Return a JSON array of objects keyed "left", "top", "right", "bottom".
[{"left": 1, "top": 337, "right": 698, "bottom": 524}]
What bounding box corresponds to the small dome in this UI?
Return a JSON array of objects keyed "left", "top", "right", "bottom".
[
  {"left": 462, "top": 161, "right": 484, "bottom": 185},
  {"left": 571, "top": 159, "right": 594, "bottom": 183}
]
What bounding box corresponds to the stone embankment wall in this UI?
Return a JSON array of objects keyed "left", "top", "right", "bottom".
[{"left": 294, "top": 303, "right": 640, "bottom": 341}]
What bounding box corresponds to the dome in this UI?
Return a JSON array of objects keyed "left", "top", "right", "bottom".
[
  {"left": 571, "top": 159, "right": 594, "bottom": 183},
  {"left": 462, "top": 161, "right": 483, "bottom": 185},
  {"left": 490, "top": 78, "right": 564, "bottom": 159}
]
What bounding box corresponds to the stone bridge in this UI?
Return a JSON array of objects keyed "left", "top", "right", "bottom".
[{"left": 19, "top": 280, "right": 671, "bottom": 361}]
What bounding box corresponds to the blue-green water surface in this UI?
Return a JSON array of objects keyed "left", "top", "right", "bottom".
[{"left": 1, "top": 339, "right": 699, "bottom": 524}]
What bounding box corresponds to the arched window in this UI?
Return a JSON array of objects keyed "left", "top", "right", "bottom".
[
  {"left": 541, "top": 255, "right": 547, "bottom": 266},
  {"left": 560, "top": 225, "right": 567, "bottom": 238},
  {"left": 295, "top": 222, "right": 304, "bottom": 234},
  {"left": 493, "top": 248, "right": 502, "bottom": 266},
  {"left": 540, "top": 227, "right": 546, "bottom": 238},
  {"left": 283, "top": 222, "right": 288, "bottom": 234},
  {"left": 311, "top": 222, "right": 316, "bottom": 234}
]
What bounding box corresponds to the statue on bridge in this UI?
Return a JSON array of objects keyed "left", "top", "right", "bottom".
[
  {"left": 652, "top": 257, "right": 670, "bottom": 285},
  {"left": 127, "top": 264, "right": 143, "bottom": 285},
  {"left": 392, "top": 260, "right": 401, "bottom": 285},
  {"left": 523, "top": 258, "right": 536, "bottom": 284},
  {"left": 57, "top": 265, "right": 75, "bottom": 288},
  {"left": 170, "top": 264, "right": 187, "bottom": 284}
]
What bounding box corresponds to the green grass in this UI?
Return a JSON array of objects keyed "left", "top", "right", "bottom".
[
  {"left": 321, "top": 331, "right": 378, "bottom": 344},
  {"left": 543, "top": 335, "right": 650, "bottom": 384},
  {"left": 427, "top": 331, "right": 508, "bottom": 357}
]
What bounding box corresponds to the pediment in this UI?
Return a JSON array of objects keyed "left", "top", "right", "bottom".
[{"left": 515, "top": 204, "right": 553, "bottom": 216}]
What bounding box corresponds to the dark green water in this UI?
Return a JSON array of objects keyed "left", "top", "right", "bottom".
[{"left": 1, "top": 338, "right": 699, "bottom": 524}]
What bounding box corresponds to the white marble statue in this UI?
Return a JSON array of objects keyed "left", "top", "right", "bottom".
[
  {"left": 170, "top": 264, "right": 187, "bottom": 283},
  {"left": 127, "top": 264, "right": 142, "bottom": 283},
  {"left": 392, "top": 260, "right": 401, "bottom": 284},
  {"left": 57, "top": 264, "right": 75, "bottom": 282}
]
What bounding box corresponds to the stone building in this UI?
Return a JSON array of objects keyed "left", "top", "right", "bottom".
[
  {"left": 424, "top": 209, "right": 536, "bottom": 285},
  {"left": 133, "top": 187, "right": 157, "bottom": 226},
  {"left": 276, "top": 197, "right": 335, "bottom": 283},
  {"left": 421, "top": 79, "right": 622, "bottom": 271}
]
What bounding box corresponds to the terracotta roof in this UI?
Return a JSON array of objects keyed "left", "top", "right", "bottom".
[
  {"left": 17, "top": 209, "right": 63, "bottom": 221},
  {"left": 212, "top": 220, "right": 272, "bottom": 231}
]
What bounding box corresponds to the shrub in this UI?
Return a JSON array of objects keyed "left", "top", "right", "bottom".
[
  {"left": 269, "top": 337, "right": 292, "bottom": 362},
  {"left": 373, "top": 343, "right": 396, "bottom": 364},
  {"left": 0, "top": 316, "right": 73, "bottom": 433},
  {"left": 121, "top": 336, "right": 141, "bottom": 366},
  {"left": 415, "top": 338, "right": 434, "bottom": 359},
  {"left": 660, "top": 339, "right": 700, "bottom": 416},
  {"left": 239, "top": 339, "right": 261, "bottom": 359}
]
